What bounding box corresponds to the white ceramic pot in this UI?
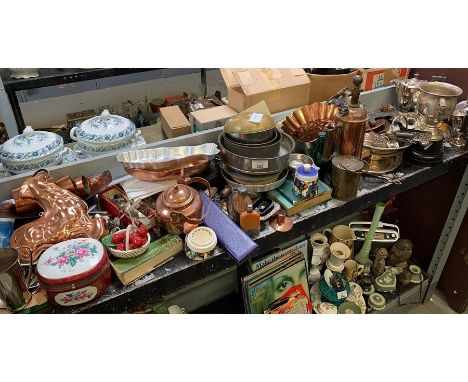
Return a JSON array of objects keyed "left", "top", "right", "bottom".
[
  {"left": 70, "top": 109, "right": 140, "bottom": 155},
  {"left": 0, "top": 126, "right": 67, "bottom": 174},
  {"left": 310, "top": 233, "right": 329, "bottom": 265},
  {"left": 326, "top": 242, "right": 351, "bottom": 272}
]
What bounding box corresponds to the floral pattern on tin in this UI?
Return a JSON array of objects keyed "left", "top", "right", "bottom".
[
  {"left": 58, "top": 289, "right": 94, "bottom": 305},
  {"left": 292, "top": 177, "right": 318, "bottom": 199},
  {"left": 44, "top": 240, "right": 98, "bottom": 270},
  {"left": 75, "top": 115, "right": 135, "bottom": 143}
]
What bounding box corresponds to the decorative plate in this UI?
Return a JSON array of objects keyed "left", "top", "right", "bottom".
[
  {"left": 72, "top": 109, "right": 136, "bottom": 144},
  {"left": 37, "top": 238, "right": 105, "bottom": 279},
  {"left": 0, "top": 126, "right": 63, "bottom": 162},
  {"left": 338, "top": 301, "right": 361, "bottom": 314}
]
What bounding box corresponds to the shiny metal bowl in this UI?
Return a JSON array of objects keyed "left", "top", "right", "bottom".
[{"left": 222, "top": 130, "right": 281, "bottom": 158}]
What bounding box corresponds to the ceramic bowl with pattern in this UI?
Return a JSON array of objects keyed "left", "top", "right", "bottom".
[
  {"left": 0, "top": 126, "right": 67, "bottom": 174},
  {"left": 70, "top": 109, "right": 140, "bottom": 154}
]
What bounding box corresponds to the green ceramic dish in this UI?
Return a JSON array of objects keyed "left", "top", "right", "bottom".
[{"left": 338, "top": 301, "right": 361, "bottom": 314}]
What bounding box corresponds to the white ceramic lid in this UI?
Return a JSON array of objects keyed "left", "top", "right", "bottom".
[
  {"left": 0, "top": 126, "right": 63, "bottom": 163},
  {"left": 317, "top": 302, "right": 337, "bottom": 314},
  {"left": 186, "top": 227, "right": 217, "bottom": 253},
  {"left": 37, "top": 238, "right": 105, "bottom": 280},
  {"left": 75, "top": 109, "right": 136, "bottom": 144}
]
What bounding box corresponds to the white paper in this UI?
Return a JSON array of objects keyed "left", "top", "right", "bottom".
[
  {"left": 249, "top": 113, "right": 263, "bottom": 123},
  {"left": 120, "top": 177, "right": 177, "bottom": 201}
]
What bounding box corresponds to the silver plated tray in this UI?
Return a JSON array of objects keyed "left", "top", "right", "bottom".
[
  {"left": 218, "top": 132, "right": 294, "bottom": 176},
  {"left": 221, "top": 168, "right": 288, "bottom": 193},
  {"left": 116, "top": 143, "right": 219, "bottom": 171}
]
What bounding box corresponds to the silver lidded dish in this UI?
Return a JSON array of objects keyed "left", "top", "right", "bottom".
[{"left": 0, "top": 126, "right": 67, "bottom": 174}]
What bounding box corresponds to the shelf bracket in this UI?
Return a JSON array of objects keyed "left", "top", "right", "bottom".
[{"left": 424, "top": 164, "right": 468, "bottom": 302}]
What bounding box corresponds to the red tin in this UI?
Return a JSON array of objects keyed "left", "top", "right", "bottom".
[{"left": 36, "top": 238, "right": 111, "bottom": 308}]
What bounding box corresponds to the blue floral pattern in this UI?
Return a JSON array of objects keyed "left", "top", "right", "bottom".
[
  {"left": 76, "top": 138, "right": 133, "bottom": 154},
  {"left": 75, "top": 115, "right": 136, "bottom": 143},
  {"left": 0, "top": 132, "right": 63, "bottom": 162},
  {"left": 2, "top": 154, "right": 60, "bottom": 174}
]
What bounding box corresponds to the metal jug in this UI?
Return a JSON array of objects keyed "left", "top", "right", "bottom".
[
  {"left": 0, "top": 247, "right": 34, "bottom": 312},
  {"left": 331, "top": 155, "right": 368, "bottom": 201}
]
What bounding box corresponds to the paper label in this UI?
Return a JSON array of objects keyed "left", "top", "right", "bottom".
[
  {"left": 249, "top": 113, "right": 263, "bottom": 123},
  {"left": 251, "top": 159, "right": 268, "bottom": 170},
  {"left": 372, "top": 73, "right": 385, "bottom": 89},
  {"left": 337, "top": 290, "right": 348, "bottom": 299}
]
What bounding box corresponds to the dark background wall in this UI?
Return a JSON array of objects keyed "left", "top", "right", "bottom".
[{"left": 410, "top": 68, "right": 468, "bottom": 99}]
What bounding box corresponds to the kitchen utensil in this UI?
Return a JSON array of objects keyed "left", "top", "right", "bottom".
[
  {"left": 117, "top": 144, "right": 219, "bottom": 171},
  {"left": 224, "top": 112, "right": 276, "bottom": 143},
  {"left": 155, "top": 177, "right": 210, "bottom": 235},
  {"left": 221, "top": 168, "right": 288, "bottom": 193},
  {"left": 218, "top": 132, "right": 294, "bottom": 175},
  {"left": 331, "top": 155, "right": 368, "bottom": 201},
  {"left": 125, "top": 158, "right": 210, "bottom": 181},
  {"left": 0, "top": 126, "right": 67, "bottom": 174},
  {"left": 222, "top": 165, "right": 280, "bottom": 185},
  {"left": 288, "top": 153, "right": 314, "bottom": 179},
  {"left": 222, "top": 130, "right": 281, "bottom": 158},
  {"left": 0, "top": 246, "right": 34, "bottom": 312},
  {"left": 36, "top": 238, "right": 111, "bottom": 307},
  {"left": 10, "top": 170, "right": 108, "bottom": 264}
]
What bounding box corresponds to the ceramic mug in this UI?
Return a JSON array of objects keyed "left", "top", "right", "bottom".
[
  {"left": 343, "top": 260, "right": 365, "bottom": 283},
  {"left": 168, "top": 305, "right": 186, "bottom": 314},
  {"left": 323, "top": 225, "right": 356, "bottom": 257}
]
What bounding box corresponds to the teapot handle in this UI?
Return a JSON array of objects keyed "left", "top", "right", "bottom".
[{"left": 178, "top": 176, "right": 211, "bottom": 197}]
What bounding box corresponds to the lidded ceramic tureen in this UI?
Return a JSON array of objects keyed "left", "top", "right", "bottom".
[
  {"left": 0, "top": 126, "right": 66, "bottom": 174},
  {"left": 70, "top": 109, "right": 139, "bottom": 155}
]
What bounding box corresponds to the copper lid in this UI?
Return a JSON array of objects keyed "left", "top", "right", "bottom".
[{"left": 162, "top": 184, "right": 194, "bottom": 208}]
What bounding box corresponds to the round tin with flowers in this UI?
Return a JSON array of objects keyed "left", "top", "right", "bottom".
[
  {"left": 36, "top": 238, "right": 111, "bottom": 308},
  {"left": 292, "top": 164, "right": 319, "bottom": 199},
  {"left": 185, "top": 227, "right": 217, "bottom": 260}
]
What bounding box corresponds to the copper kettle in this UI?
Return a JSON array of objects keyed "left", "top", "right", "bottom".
[{"left": 155, "top": 177, "right": 210, "bottom": 235}]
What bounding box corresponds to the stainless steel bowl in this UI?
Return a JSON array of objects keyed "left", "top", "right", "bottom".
[
  {"left": 218, "top": 132, "right": 294, "bottom": 175},
  {"left": 225, "top": 129, "right": 276, "bottom": 144},
  {"left": 222, "top": 130, "right": 281, "bottom": 158},
  {"left": 221, "top": 168, "right": 288, "bottom": 193},
  {"left": 288, "top": 153, "right": 314, "bottom": 173}
]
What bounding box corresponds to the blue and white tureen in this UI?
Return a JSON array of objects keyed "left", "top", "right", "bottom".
[
  {"left": 0, "top": 126, "right": 66, "bottom": 174},
  {"left": 70, "top": 109, "right": 140, "bottom": 156}
]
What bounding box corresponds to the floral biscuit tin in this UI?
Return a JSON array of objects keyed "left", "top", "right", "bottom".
[{"left": 36, "top": 238, "right": 111, "bottom": 307}]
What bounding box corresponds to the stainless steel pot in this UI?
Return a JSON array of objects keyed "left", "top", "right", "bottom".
[
  {"left": 218, "top": 132, "right": 294, "bottom": 175},
  {"left": 225, "top": 129, "right": 275, "bottom": 144},
  {"left": 222, "top": 130, "right": 281, "bottom": 158},
  {"left": 416, "top": 81, "right": 463, "bottom": 127}
]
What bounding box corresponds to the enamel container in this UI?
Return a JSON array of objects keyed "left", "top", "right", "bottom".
[
  {"left": 293, "top": 164, "right": 319, "bottom": 198},
  {"left": 0, "top": 126, "right": 66, "bottom": 174},
  {"left": 70, "top": 109, "right": 139, "bottom": 155},
  {"left": 36, "top": 238, "right": 111, "bottom": 308}
]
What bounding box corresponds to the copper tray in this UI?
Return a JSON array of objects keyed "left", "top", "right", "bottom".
[{"left": 125, "top": 158, "right": 210, "bottom": 181}]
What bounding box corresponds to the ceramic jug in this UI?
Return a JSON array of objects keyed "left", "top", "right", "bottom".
[{"left": 310, "top": 233, "right": 330, "bottom": 265}]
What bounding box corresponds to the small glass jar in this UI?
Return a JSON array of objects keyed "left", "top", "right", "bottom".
[{"left": 292, "top": 164, "right": 319, "bottom": 199}]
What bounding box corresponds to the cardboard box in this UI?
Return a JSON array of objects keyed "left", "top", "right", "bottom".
[
  {"left": 358, "top": 68, "right": 410, "bottom": 91},
  {"left": 308, "top": 70, "right": 359, "bottom": 103},
  {"left": 160, "top": 106, "right": 191, "bottom": 138},
  {"left": 190, "top": 105, "right": 237, "bottom": 132},
  {"left": 220, "top": 68, "right": 310, "bottom": 114}
]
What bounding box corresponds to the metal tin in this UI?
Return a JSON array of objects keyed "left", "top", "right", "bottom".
[
  {"left": 331, "top": 155, "right": 367, "bottom": 201},
  {"left": 224, "top": 112, "right": 276, "bottom": 143},
  {"left": 222, "top": 164, "right": 280, "bottom": 185},
  {"left": 185, "top": 227, "right": 217, "bottom": 260},
  {"left": 116, "top": 143, "right": 219, "bottom": 171},
  {"left": 218, "top": 132, "right": 294, "bottom": 175},
  {"left": 36, "top": 238, "right": 111, "bottom": 308},
  {"left": 293, "top": 164, "right": 319, "bottom": 198}
]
